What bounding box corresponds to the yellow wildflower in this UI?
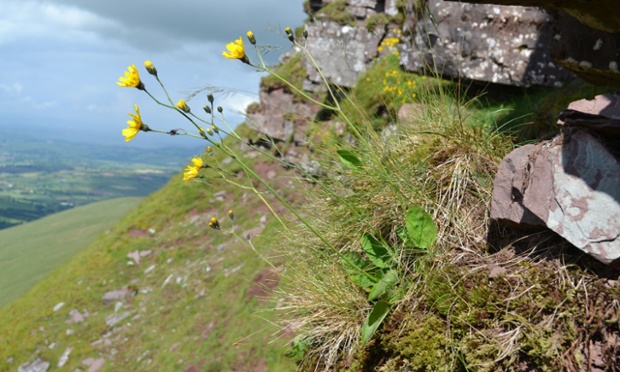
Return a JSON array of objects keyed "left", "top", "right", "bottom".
[
  {"left": 222, "top": 37, "right": 249, "bottom": 63},
  {"left": 209, "top": 217, "right": 220, "bottom": 230},
  {"left": 144, "top": 60, "right": 157, "bottom": 76},
  {"left": 117, "top": 64, "right": 144, "bottom": 89},
  {"left": 246, "top": 31, "right": 256, "bottom": 45},
  {"left": 228, "top": 210, "right": 234, "bottom": 220},
  {"left": 122, "top": 105, "right": 145, "bottom": 142},
  {"left": 183, "top": 157, "right": 203, "bottom": 182},
  {"left": 176, "top": 99, "right": 190, "bottom": 113}
]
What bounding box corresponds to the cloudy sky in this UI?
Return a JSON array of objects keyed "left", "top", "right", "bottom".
[{"left": 0, "top": 0, "right": 307, "bottom": 148}]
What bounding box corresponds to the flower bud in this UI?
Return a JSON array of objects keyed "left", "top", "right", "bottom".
[
  {"left": 228, "top": 210, "right": 234, "bottom": 220},
  {"left": 303, "top": 29, "right": 308, "bottom": 39},
  {"left": 203, "top": 105, "right": 212, "bottom": 114},
  {"left": 285, "top": 27, "right": 294, "bottom": 42},
  {"left": 217, "top": 106, "right": 223, "bottom": 113},
  {"left": 144, "top": 60, "right": 157, "bottom": 76},
  {"left": 212, "top": 125, "right": 219, "bottom": 134},
  {"left": 176, "top": 99, "right": 190, "bottom": 113},
  {"left": 206, "top": 127, "right": 213, "bottom": 136},
  {"left": 209, "top": 217, "right": 220, "bottom": 230},
  {"left": 207, "top": 94, "right": 214, "bottom": 103},
  {"left": 246, "top": 31, "right": 256, "bottom": 45}
]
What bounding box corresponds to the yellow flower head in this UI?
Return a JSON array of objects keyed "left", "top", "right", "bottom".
[
  {"left": 228, "top": 209, "right": 234, "bottom": 220},
  {"left": 246, "top": 31, "right": 256, "bottom": 45},
  {"left": 222, "top": 37, "right": 248, "bottom": 63},
  {"left": 183, "top": 157, "right": 203, "bottom": 182},
  {"left": 176, "top": 99, "right": 190, "bottom": 113},
  {"left": 209, "top": 217, "right": 220, "bottom": 230},
  {"left": 117, "top": 64, "right": 144, "bottom": 89},
  {"left": 122, "top": 105, "right": 144, "bottom": 142},
  {"left": 144, "top": 60, "right": 157, "bottom": 76},
  {"left": 284, "top": 27, "right": 294, "bottom": 42}
]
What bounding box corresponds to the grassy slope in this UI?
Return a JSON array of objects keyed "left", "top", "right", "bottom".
[
  {"left": 0, "top": 127, "right": 297, "bottom": 371},
  {"left": 0, "top": 197, "right": 142, "bottom": 308}
]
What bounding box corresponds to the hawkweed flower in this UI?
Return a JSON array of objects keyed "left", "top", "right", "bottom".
[
  {"left": 284, "top": 27, "right": 294, "bottom": 42},
  {"left": 246, "top": 31, "right": 256, "bottom": 45},
  {"left": 176, "top": 99, "right": 190, "bottom": 113},
  {"left": 212, "top": 125, "right": 219, "bottom": 134},
  {"left": 206, "top": 127, "right": 213, "bottom": 136},
  {"left": 117, "top": 64, "right": 144, "bottom": 90},
  {"left": 203, "top": 105, "right": 212, "bottom": 114},
  {"left": 144, "top": 60, "right": 157, "bottom": 76},
  {"left": 222, "top": 37, "right": 249, "bottom": 64},
  {"left": 183, "top": 157, "right": 203, "bottom": 182},
  {"left": 198, "top": 126, "right": 206, "bottom": 138},
  {"left": 228, "top": 209, "right": 234, "bottom": 220},
  {"left": 209, "top": 217, "right": 220, "bottom": 230},
  {"left": 123, "top": 105, "right": 149, "bottom": 142}
]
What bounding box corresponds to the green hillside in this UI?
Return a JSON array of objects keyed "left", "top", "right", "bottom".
[{"left": 0, "top": 197, "right": 142, "bottom": 308}]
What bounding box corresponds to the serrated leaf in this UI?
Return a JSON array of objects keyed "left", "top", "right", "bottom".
[
  {"left": 337, "top": 150, "right": 363, "bottom": 169},
  {"left": 405, "top": 206, "right": 438, "bottom": 249},
  {"left": 368, "top": 269, "right": 399, "bottom": 301},
  {"left": 361, "top": 301, "right": 390, "bottom": 345},
  {"left": 361, "top": 233, "right": 391, "bottom": 268},
  {"left": 341, "top": 252, "right": 379, "bottom": 290}
]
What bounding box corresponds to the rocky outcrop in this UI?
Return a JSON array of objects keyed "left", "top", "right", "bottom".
[
  {"left": 400, "top": 0, "right": 573, "bottom": 87},
  {"left": 447, "top": 0, "right": 620, "bottom": 33},
  {"left": 491, "top": 94, "right": 620, "bottom": 267},
  {"left": 550, "top": 13, "right": 620, "bottom": 88},
  {"left": 305, "top": 20, "right": 382, "bottom": 87}
]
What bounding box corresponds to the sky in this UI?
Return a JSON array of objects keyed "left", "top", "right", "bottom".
[{"left": 0, "top": 0, "right": 307, "bottom": 148}]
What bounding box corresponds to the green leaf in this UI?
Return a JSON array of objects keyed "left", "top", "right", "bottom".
[
  {"left": 284, "top": 334, "right": 310, "bottom": 359},
  {"left": 361, "top": 233, "right": 391, "bottom": 268},
  {"left": 368, "top": 269, "right": 399, "bottom": 301},
  {"left": 341, "top": 252, "right": 379, "bottom": 290},
  {"left": 337, "top": 150, "right": 363, "bottom": 169},
  {"left": 361, "top": 301, "right": 391, "bottom": 345},
  {"left": 405, "top": 206, "right": 438, "bottom": 249}
]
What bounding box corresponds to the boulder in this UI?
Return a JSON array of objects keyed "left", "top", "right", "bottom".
[
  {"left": 17, "top": 358, "right": 49, "bottom": 372},
  {"left": 101, "top": 287, "right": 132, "bottom": 304},
  {"left": 305, "top": 20, "right": 382, "bottom": 87},
  {"left": 550, "top": 12, "right": 620, "bottom": 88},
  {"left": 446, "top": 0, "right": 620, "bottom": 33},
  {"left": 399, "top": 0, "right": 573, "bottom": 87},
  {"left": 491, "top": 94, "right": 620, "bottom": 267}
]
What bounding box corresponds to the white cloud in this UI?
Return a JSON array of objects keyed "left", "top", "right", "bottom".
[
  {"left": 0, "top": 82, "right": 23, "bottom": 94},
  {"left": 32, "top": 100, "right": 57, "bottom": 110}
]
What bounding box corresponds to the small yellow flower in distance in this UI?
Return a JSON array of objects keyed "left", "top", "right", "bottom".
[
  {"left": 246, "top": 31, "right": 256, "bottom": 45},
  {"left": 228, "top": 209, "right": 234, "bottom": 220},
  {"left": 209, "top": 217, "right": 220, "bottom": 230},
  {"left": 176, "top": 99, "right": 190, "bottom": 113},
  {"left": 144, "top": 60, "right": 157, "bottom": 76},
  {"left": 117, "top": 64, "right": 144, "bottom": 89},
  {"left": 222, "top": 37, "right": 248, "bottom": 63},
  {"left": 122, "top": 105, "right": 144, "bottom": 142},
  {"left": 183, "top": 157, "right": 203, "bottom": 182},
  {"left": 284, "top": 27, "right": 294, "bottom": 42}
]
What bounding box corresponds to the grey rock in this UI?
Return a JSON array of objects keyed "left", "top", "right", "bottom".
[
  {"left": 18, "top": 358, "right": 49, "bottom": 372},
  {"left": 447, "top": 0, "right": 620, "bottom": 33},
  {"left": 550, "top": 12, "right": 620, "bottom": 88},
  {"left": 101, "top": 287, "right": 131, "bottom": 304},
  {"left": 105, "top": 311, "right": 132, "bottom": 328},
  {"left": 305, "top": 20, "right": 382, "bottom": 87},
  {"left": 400, "top": 0, "right": 573, "bottom": 87}
]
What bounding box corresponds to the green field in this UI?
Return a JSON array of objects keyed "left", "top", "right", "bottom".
[{"left": 0, "top": 197, "right": 142, "bottom": 308}]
